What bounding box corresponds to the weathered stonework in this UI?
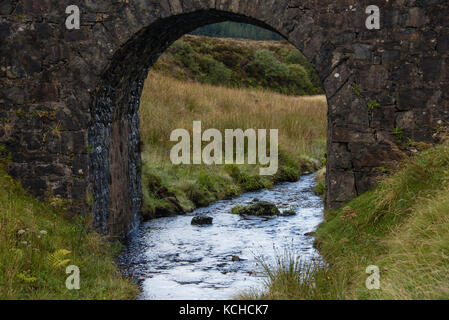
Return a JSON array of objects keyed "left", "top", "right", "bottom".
[{"left": 1, "top": 0, "right": 448, "bottom": 237}]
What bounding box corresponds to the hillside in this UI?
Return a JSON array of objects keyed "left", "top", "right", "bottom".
[
  {"left": 191, "top": 21, "right": 282, "bottom": 41},
  {"left": 152, "top": 35, "right": 323, "bottom": 96}
]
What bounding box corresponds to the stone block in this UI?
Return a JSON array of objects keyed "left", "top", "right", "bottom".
[
  {"left": 396, "top": 111, "right": 415, "bottom": 129},
  {"left": 328, "top": 171, "right": 356, "bottom": 203}
]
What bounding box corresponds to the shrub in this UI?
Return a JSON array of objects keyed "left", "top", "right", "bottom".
[
  {"left": 248, "top": 49, "right": 290, "bottom": 79},
  {"left": 286, "top": 64, "right": 314, "bottom": 95},
  {"left": 281, "top": 49, "right": 308, "bottom": 65},
  {"left": 170, "top": 40, "right": 199, "bottom": 72},
  {"left": 198, "top": 55, "right": 232, "bottom": 86},
  {"left": 281, "top": 49, "right": 323, "bottom": 95}
]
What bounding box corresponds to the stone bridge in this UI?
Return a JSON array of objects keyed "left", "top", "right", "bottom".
[{"left": 1, "top": 0, "right": 448, "bottom": 236}]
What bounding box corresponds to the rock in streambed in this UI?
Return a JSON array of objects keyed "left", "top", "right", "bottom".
[
  {"left": 191, "top": 215, "right": 213, "bottom": 225},
  {"left": 231, "top": 201, "right": 280, "bottom": 217}
]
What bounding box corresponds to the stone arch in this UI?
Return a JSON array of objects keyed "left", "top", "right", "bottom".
[{"left": 1, "top": 1, "right": 447, "bottom": 237}]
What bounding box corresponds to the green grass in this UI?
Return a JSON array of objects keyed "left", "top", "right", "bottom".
[
  {"left": 141, "top": 148, "right": 320, "bottom": 218},
  {"left": 0, "top": 164, "right": 138, "bottom": 299},
  {"left": 313, "top": 167, "right": 326, "bottom": 197},
  {"left": 237, "top": 248, "right": 343, "bottom": 300},
  {"left": 242, "top": 140, "right": 449, "bottom": 299}
]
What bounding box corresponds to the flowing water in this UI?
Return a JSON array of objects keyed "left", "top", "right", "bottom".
[{"left": 120, "top": 173, "right": 324, "bottom": 300}]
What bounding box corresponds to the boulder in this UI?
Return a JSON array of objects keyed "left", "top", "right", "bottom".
[
  {"left": 232, "top": 201, "right": 280, "bottom": 217},
  {"left": 191, "top": 215, "right": 213, "bottom": 226}
]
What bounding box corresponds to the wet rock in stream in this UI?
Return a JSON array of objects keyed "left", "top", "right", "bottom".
[
  {"left": 231, "top": 201, "right": 280, "bottom": 217},
  {"left": 191, "top": 216, "right": 213, "bottom": 225}
]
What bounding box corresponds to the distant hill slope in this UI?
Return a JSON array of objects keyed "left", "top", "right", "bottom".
[
  {"left": 152, "top": 35, "right": 324, "bottom": 96},
  {"left": 190, "top": 21, "right": 282, "bottom": 41}
]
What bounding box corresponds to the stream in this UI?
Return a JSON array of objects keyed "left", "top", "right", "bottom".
[{"left": 119, "top": 173, "right": 324, "bottom": 300}]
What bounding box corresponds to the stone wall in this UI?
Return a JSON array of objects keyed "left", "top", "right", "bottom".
[{"left": 1, "top": 0, "right": 448, "bottom": 237}]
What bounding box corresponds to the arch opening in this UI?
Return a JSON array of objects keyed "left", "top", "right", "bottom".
[{"left": 89, "top": 10, "right": 328, "bottom": 236}]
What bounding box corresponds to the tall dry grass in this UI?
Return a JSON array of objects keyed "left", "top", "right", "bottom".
[{"left": 139, "top": 72, "right": 327, "bottom": 163}]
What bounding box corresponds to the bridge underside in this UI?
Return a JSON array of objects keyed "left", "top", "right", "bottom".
[{"left": 0, "top": 1, "right": 448, "bottom": 236}]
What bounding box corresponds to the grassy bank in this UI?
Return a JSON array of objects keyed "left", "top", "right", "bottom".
[
  {"left": 242, "top": 139, "right": 449, "bottom": 299},
  {"left": 0, "top": 163, "right": 138, "bottom": 299},
  {"left": 139, "top": 72, "right": 327, "bottom": 218}
]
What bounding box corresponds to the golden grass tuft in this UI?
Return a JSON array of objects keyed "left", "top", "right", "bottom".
[{"left": 140, "top": 72, "right": 327, "bottom": 163}]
